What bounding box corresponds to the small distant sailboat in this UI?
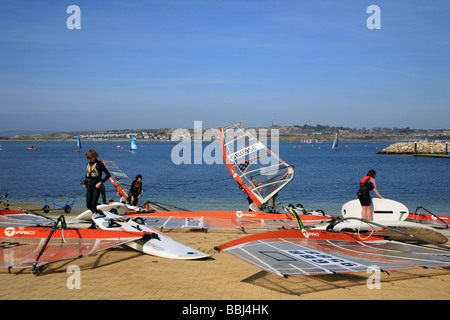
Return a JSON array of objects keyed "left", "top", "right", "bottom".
[
  {"left": 331, "top": 132, "right": 339, "bottom": 150},
  {"left": 130, "top": 135, "right": 137, "bottom": 152},
  {"left": 75, "top": 135, "right": 82, "bottom": 152}
]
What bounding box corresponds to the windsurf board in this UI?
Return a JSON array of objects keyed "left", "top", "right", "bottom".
[
  {"left": 76, "top": 202, "right": 128, "bottom": 221},
  {"left": 342, "top": 198, "right": 409, "bottom": 222},
  {"left": 92, "top": 211, "right": 211, "bottom": 260},
  {"left": 316, "top": 219, "right": 448, "bottom": 244}
]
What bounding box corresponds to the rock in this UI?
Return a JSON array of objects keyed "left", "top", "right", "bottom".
[{"left": 379, "top": 142, "right": 448, "bottom": 154}]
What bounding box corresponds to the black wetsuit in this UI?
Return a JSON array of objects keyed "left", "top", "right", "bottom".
[
  {"left": 85, "top": 160, "right": 111, "bottom": 212},
  {"left": 129, "top": 180, "right": 142, "bottom": 206},
  {"left": 357, "top": 176, "right": 374, "bottom": 206}
]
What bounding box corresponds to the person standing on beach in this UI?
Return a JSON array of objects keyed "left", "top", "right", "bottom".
[
  {"left": 357, "top": 169, "right": 384, "bottom": 220},
  {"left": 129, "top": 174, "right": 143, "bottom": 206},
  {"left": 83, "top": 149, "right": 111, "bottom": 226}
]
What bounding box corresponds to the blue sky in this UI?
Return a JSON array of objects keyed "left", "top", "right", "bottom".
[{"left": 0, "top": 0, "right": 449, "bottom": 131}]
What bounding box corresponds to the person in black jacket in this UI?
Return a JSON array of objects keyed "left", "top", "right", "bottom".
[
  {"left": 83, "top": 149, "right": 111, "bottom": 216},
  {"left": 129, "top": 174, "right": 143, "bottom": 206}
]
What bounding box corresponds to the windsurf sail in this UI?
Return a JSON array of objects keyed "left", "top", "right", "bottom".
[
  {"left": 215, "top": 229, "right": 450, "bottom": 277},
  {"left": 407, "top": 206, "right": 449, "bottom": 229},
  {"left": 76, "top": 135, "right": 82, "bottom": 152},
  {"left": 125, "top": 209, "right": 331, "bottom": 230},
  {"left": 102, "top": 160, "right": 133, "bottom": 200},
  {"left": 332, "top": 132, "right": 338, "bottom": 150},
  {"left": 130, "top": 135, "right": 137, "bottom": 152},
  {"left": 0, "top": 225, "right": 144, "bottom": 272},
  {"left": 220, "top": 123, "right": 294, "bottom": 209},
  {"left": 0, "top": 209, "right": 55, "bottom": 227}
]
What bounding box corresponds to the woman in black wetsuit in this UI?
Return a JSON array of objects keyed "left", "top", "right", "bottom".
[
  {"left": 83, "top": 149, "right": 111, "bottom": 216},
  {"left": 129, "top": 174, "right": 143, "bottom": 206},
  {"left": 357, "top": 169, "right": 384, "bottom": 220}
]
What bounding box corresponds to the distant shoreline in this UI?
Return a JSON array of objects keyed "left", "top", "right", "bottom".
[
  {"left": 0, "top": 138, "right": 409, "bottom": 142},
  {"left": 1, "top": 125, "right": 449, "bottom": 143}
]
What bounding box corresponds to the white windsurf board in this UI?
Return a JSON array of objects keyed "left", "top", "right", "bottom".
[
  {"left": 316, "top": 219, "right": 448, "bottom": 244},
  {"left": 76, "top": 202, "right": 128, "bottom": 221},
  {"left": 342, "top": 198, "right": 409, "bottom": 222},
  {"left": 92, "top": 211, "right": 211, "bottom": 260}
]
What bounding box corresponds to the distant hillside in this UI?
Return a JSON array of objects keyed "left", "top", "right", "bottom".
[
  {"left": 0, "top": 130, "right": 58, "bottom": 138},
  {"left": 1, "top": 125, "right": 449, "bottom": 142}
]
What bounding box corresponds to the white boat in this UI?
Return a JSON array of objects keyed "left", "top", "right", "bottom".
[
  {"left": 130, "top": 135, "right": 137, "bottom": 152},
  {"left": 75, "top": 135, "right": 82, "bottom": 152},
  {"left": 331, "top": 132, "right": 338, "bottom": 150}
]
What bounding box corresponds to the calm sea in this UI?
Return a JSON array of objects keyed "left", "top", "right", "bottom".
[{"left": 0, "top": 140, "right": 449, "bottom": 216}]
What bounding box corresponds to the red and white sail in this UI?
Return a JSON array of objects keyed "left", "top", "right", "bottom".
[
  {"left": 216, "top": 229, "right": 450, "bottom": 277},
  {"left": 102, "top": 159, "right": 133, "bottom": 200},
  {"left": 0, "top": 227, "right": 144, "bottom": 270},
  {"left": 220, "top": 123, "right": 294, "bottom": 208}
]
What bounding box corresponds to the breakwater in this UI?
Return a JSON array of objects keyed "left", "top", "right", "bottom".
[{"left": 379, "top": 142, "right": 449, "bottom": 155}]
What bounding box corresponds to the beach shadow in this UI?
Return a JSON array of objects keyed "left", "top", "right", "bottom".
[
  {"left": 242, "top": 271, "right": 368, "bottom": 296},
  {"left": 41, "top": 245, "right": 144, "bottom": 275},
  {"left": 242, "top": 267, "right": 450, "bottom": 296},
  {"left": 4, "top": 245, "right": 144, "bottom": 276}
]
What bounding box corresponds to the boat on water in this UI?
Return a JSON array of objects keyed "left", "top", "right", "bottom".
[
  {"left": 331, "top": 132, "right": 339, "bottom": 150},
  {"left": 75, "top": 135, "right": 82, "bottom": 152},
  {"left": 129, "top": 135, "right": 137, "bottom": 152},
  {"left": 26, "top": 147, "right": 37, "bottom": 150}
]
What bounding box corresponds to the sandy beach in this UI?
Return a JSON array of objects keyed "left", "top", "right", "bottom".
[{"left": 1, "top": 209, "right": 449, "bottom": 303}]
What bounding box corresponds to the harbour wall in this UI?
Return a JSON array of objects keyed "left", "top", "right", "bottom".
[{"left": 379, "top": 142, "right": 450, "bottom": 155}]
